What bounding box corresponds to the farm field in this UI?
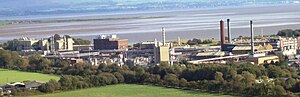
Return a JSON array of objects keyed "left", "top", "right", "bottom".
[
  {"left": 29, "top": 84, "right": 236, "bottom": 97},
  {"left": 0, "top": 68, "right": 60, "bottom": 85}
]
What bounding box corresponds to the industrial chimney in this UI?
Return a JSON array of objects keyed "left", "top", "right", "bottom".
[
  {"left": 162, "top": 27, "right": 166, "bottom": 46},
  {"left": 220, "top": 20, "right": 226, "bottom": 51},
  {"left": 227, "top": 19, "right": 232, "bottom": 43},
  {"left": 250, "top": 20, "right": 255, "bottom": 55},
  {"left": 177, "top": 36, "right": 181, "bottom": 46}
]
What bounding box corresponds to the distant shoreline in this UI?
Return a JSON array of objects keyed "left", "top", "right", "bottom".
[{"left": 0, "top": 4, "right": 300, "bottom": 44}]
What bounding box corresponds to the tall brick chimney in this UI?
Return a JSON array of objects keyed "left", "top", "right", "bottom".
[{"left": 220, "top": 20, "right": 226, "bottom": 51}]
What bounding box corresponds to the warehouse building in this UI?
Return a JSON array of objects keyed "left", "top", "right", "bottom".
[{"left": 94, "top": 35, "right": 128, "bottom": 50}]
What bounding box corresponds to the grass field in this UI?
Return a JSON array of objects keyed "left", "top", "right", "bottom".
[
  {"left": 0, "top": 68, "right": 60, "bottom": 85},
  {"left": 29, "top": 84, "right": 236, "bottom": 97}
]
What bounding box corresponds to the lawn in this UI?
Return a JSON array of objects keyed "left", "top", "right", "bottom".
[
  {"left": 28, "top": 84, "right": 236, "bottom": 97},
  {"left": 0, "top": 68, "right": 60, "bottom": 85}
]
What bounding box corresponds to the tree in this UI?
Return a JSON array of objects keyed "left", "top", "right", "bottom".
[
  {"left": 39, "top": 79, "right": 60, "bottom": 93},
  {"left": 270, "top": 85, "right": 287, "bottom": 97},
  {"left": 125, "top": 60, "right": 135, "bottom": 68},
  {"left": 160, "top": 61, "right": 169, "bottom": 67},
  {"left": 113, "top": 72, "right": 125, "bottom": 83},
  {"left": 214, "top": 72, "right": 224, "bottom": 82},
  {"left": 241, "top": 71, "right": 256, "bottom": 88},
  {"left": 246, "top": 83, "right": 273, "bottom": 97},
  {"left": 136, "top": 67, "right": 145, "bottom": 74},
  {"left": 89, "top": 73, "right": 118, "bottom": 86},
  {"left": 59, "top": 75, "right": 73, "bottom": 90},
  {"left": 247, "top": 82, "right": 290, "bottom": 97},
  {"left": 54, "top": 60, "right": 70, "bottom": 68},
  {"left": 229, "top": 75, "right": 244, "bottom": 92},
  {"left": 18, "top": 58, "right": 30, "bottom": 71},
  {"left": 275, "top": 78, "right": 297, "bottom": 90},
  {"left": 188, "top": 81, "right": 197, "bottom": 89},
  {"left": 277, "top": 29, "right": 300, "bottom": 37},
  {"left": 179, "top": 78, "right": 188, "bottom": 87},
  {"left": 290, "top": 82, "right": 300, "bottom": 92},
  {"left": 187, "top": 38, "right": 213, "bottom": 45},
  {"left": 53, "top": 34, "right": 61, "bottom": 40},
  {"left": 73, "top": 38, "right": 91, "bottom": 45},
  {"left": 0, "top": 50, "right": 13, "bottom": 68},
  {"left": 276, "top": 53, "right": 288, "bottom": 66},
  {"left": 237, "top": 63, "right": 265, "bottom": 77},
  {"left": 99, "top": 73, "right": 118, "bottom": 84},
  {"left": 49, "top": 79, "right": 60, "bottom": 90},
  {"left": 163, "top": 74, "right": 179, "bottom": 86},
  {"left": 3, "top": 39, "right": 18, "bottom": 51},
  {"left": 267, "top": 65, "right": 287, "bottom": 78},
  {"left": 144, "top": 74, "right": 161, "bottom": 84},
  {"left": 187, "top": 40, "right": 197, "bottom": 45},
  {"left": 39, "top": 58, "right": 52, "bottom": 72},
  {"left": 122, "top": 71, "right": 138, "bottom": 83}
]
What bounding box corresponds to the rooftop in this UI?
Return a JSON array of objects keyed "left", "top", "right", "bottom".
[
  {"left": 196, "top": 51, "right": 225, "bottom": 57},
  {"left": 232, "top": 44, "right": 273, "bottom": 51}
]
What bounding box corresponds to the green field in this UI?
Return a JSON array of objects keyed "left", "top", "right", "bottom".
[
  {"left": 29, "top": 84, "right": 236, "bottom": 97},
  {"left": 0, "top": 69, "right": 60, "bottom": 85}
]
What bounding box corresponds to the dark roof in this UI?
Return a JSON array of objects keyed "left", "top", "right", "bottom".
[{"left": 24, "top": 81, "right": 44, "bottom": 88}]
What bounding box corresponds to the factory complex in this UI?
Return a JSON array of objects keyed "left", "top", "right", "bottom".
[{"left": 3, "top": 19, "right": 300, "bottom": 68}]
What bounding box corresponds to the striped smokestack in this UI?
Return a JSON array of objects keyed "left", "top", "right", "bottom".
[{"left": 220, "top": 20, "right": 226, "bottom": 51}]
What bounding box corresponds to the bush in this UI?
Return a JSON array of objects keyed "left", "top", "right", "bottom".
[
  {"left": 277, "top": 29, "right": 300, "bottom": 37},
  {"left": 39, "top": 79, "right": 60, "bottom": 93},
  {"left": 187, "top": 39, "right": 213, "bottom": 45}
]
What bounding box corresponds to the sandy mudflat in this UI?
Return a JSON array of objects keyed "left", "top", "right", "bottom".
[{"left": 0, "top": 4, "right": 300, "bottom": 43}]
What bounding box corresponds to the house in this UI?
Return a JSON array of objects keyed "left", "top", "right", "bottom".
[
  {"left": 24, "top": 81, "right": 45, "bottom": 90},
  {"left": 248, "top": 55, "right": 279, "bottom": 64},
  {"left": 0, "top": 88, "right": 11, "bottom": 96},
  {"left": 268, "top": 37, "right": 297, "bottom": 56},
  {"left": 0, "top": 82, "right": 24, "bottom": 95},
  {"left": 1, "top": 82, "right": 26, "bottom": 90},
  {"left": 232, "top": 44, "right": 274, "bottom": 54},
  {"left": 1, "top": 81, "right": 44, "bottom": 92}
]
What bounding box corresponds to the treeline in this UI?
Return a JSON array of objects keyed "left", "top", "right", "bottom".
[
  {"left": 187, "top": 39, "right": 214, "bottom": 45},
  {"left": 73, "top": 38, "right": 91, "bottom": 45},
  {"left": 277, "top": 29, "right": 300, "bottom": 37},
  {"left": 1, "top": 49, "right": 300, "bottom": 97},
  {"left": 55, "top": 34, "right": 91, "bottom": 45},
  {"left": 36, "top": 62, "right": 300, "bottom": 97},
  {"left": 0, "top": 49, "right": 61, "bottom": 73}
]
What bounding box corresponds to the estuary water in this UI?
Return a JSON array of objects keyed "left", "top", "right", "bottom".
[{"left": 0, "top": 4, "right": 300, "bottom": 43}]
